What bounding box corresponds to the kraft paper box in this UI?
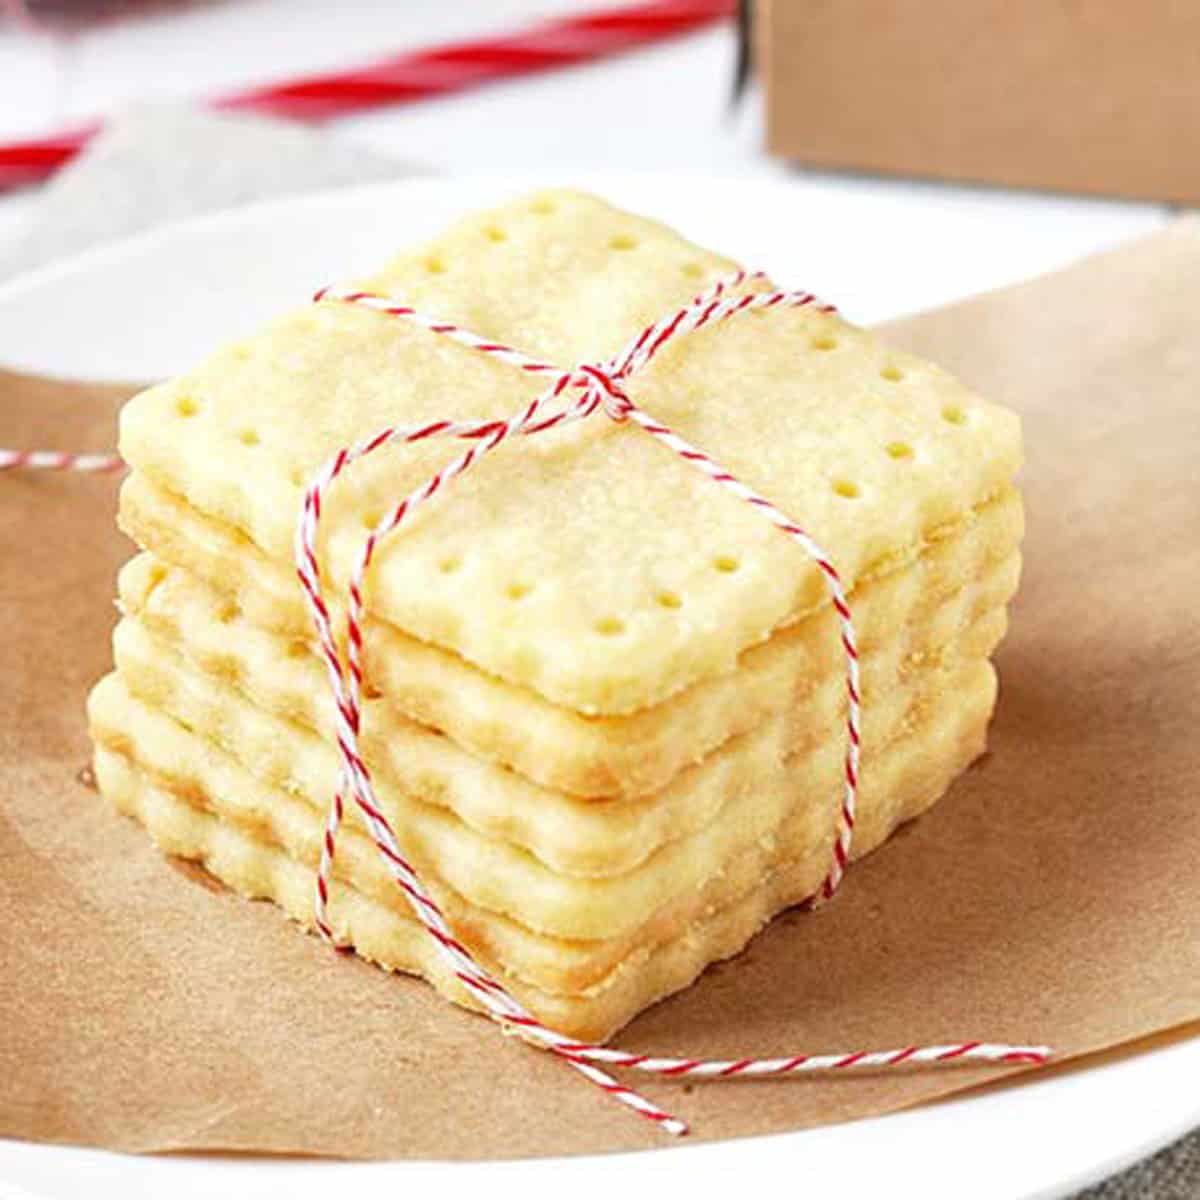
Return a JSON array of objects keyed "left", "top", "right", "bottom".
[{"left": 759, "top": 0, "right": 1200, "bottom": 204}]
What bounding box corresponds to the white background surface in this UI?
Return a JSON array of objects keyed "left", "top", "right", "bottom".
[{"left": 0, "top": 2, "right": 1190, "bottom": 1196}]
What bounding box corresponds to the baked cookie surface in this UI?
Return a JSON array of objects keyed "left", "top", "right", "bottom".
[
  {"left": 92, "top": 188, "right": 1023, "bottom": 1042},
  {"left": 118, "top": 189, "right": 1020, "bottom": 715}
]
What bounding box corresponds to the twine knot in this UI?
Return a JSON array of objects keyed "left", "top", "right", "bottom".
[
  {"left": 5, "top": 265, "right": 1052, "bottom": 1137},
  {"left": 284, "top": 269, "right": 1052, "bottom": 1135},
  {"left": 577, "top": 363, "right": 632, "bottom": 422}
]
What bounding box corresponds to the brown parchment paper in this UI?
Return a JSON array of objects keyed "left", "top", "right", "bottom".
[{"left": 2, "top": 219, "right": 1199, "bottom": 1160}]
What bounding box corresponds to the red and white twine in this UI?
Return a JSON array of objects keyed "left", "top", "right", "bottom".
[
  {"left": 0, "top": 447, "right": 123, "bottom": 473},
  {"left": 291, "top": 270, "right": 1049, "bottom": 1134},
  {"left": 5, "top": 269, "right": 1050, "bottom": 1135}
]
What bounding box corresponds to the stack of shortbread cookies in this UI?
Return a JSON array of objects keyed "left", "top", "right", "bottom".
[{"left": 88, "top": 191, "right": 1022, "bottom": 1042}]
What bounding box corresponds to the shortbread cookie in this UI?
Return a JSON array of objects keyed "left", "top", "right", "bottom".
[
  {"left": 113, "top": 580, "right": 1009, "bottom": 878},
  {"left": 91, "top": 662, "right": 994, "bottom": 992},
  {"left": 119, "top": 478, "right": 1022, "bottom": 797},
  {"left": 90, "top": 654, "right": 995, "bottom": 943},
  {"left": 93, "top": 674, "right": 991, "bottom": 1041},
  {"left": 117, "top": 189, "right": 1021, "bottom": 716},
  {"left": 92, "top": 189, "right": 1024, "bottom": 1043},
  {"left": 91, "top": 706, "right": 976, "bottom": 998},
  {"left": 108, "top": 600, "right": 1008, "bottom": 883}
]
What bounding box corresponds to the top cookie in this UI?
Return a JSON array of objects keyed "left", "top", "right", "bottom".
[{"left": 118, "top": 189, "right": 1021, "bottom": 716}]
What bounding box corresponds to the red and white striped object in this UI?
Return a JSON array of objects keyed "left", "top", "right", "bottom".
[
  {"left": 3, "top": 268, "right": 1051, "bottom": 1132},
  {"left": 291, "top": 270, "right": 1050, "bottom": 1136},
  {"left": 0, "top": 0, "right": 735, "bottom": 191},
  {"left": 0, "top": 445, "right": 123, "bottom": 472}
]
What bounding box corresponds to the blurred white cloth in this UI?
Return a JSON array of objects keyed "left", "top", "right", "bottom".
[{"left": 0, "top": 104, "right": 417, "bottom": 277}]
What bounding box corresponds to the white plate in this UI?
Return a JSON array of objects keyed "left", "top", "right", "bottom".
[
  {"left": 0, "top": 172, "right": 1191, "bottom": 1200},
  {"left": 0, "top": 170, "right": 1169, "bottom": 380}
]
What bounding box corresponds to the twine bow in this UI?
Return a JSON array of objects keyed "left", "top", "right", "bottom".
[
  {"left": 0, "top": 270, "right": 1052, "bottom": 1135},
  {"left": 293, "top": 270, "right": 1050, "bottom": 1135}
]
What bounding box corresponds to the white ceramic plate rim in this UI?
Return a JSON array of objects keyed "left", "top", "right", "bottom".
[
  {"left": 0, "top": 168, "right": 1168, "bottom": 380},
  {"left": 0, "top": 171, "right": 1190, "bottom": 1200}
]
